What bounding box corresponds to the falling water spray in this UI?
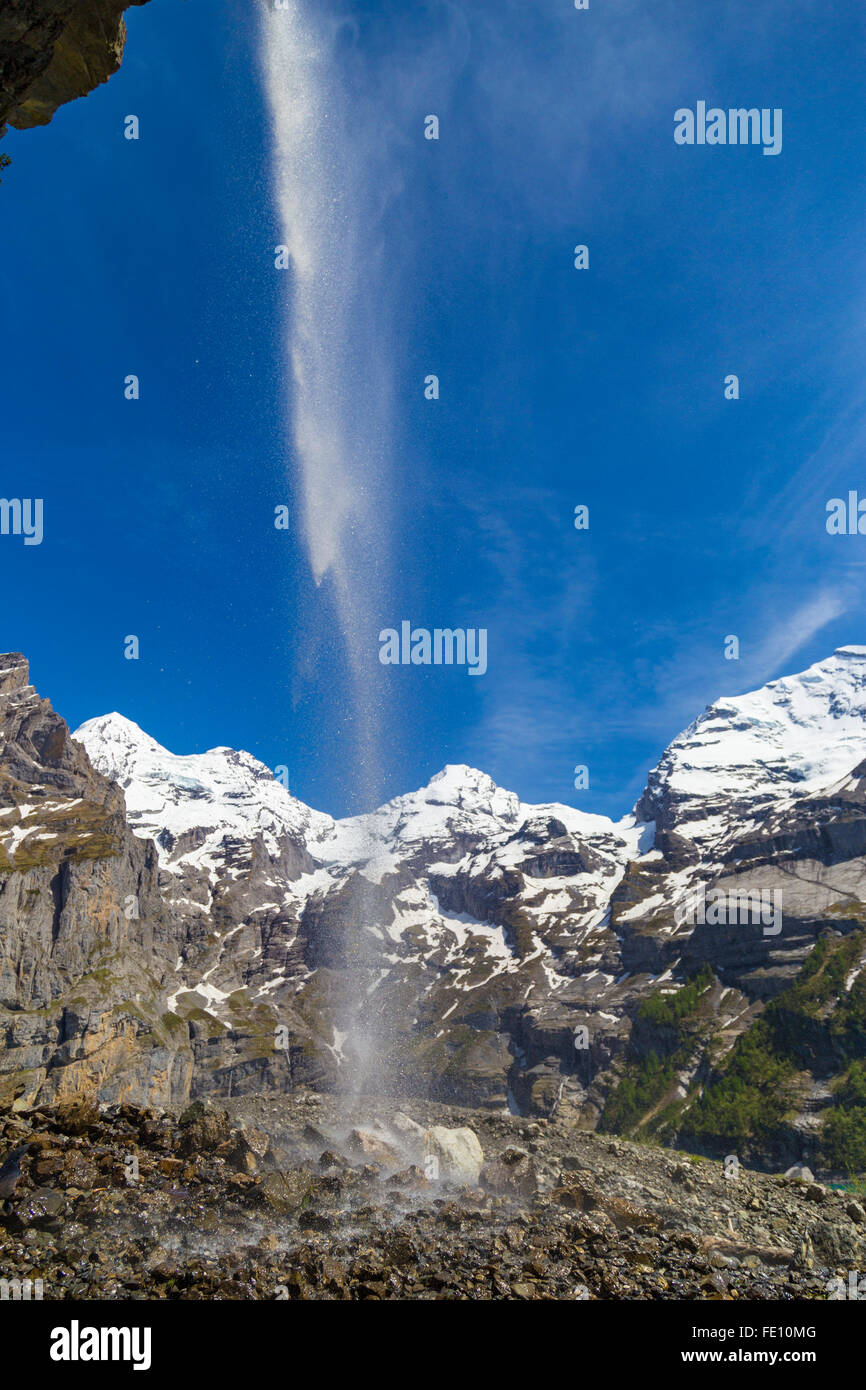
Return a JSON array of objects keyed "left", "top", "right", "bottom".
[{"left": 258, "top": 0, "right": 397, "bottom": 1096}]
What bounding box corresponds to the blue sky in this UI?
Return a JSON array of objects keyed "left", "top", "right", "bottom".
[{"left": 2, "top": 0, "right": 865, "bottom": 819}]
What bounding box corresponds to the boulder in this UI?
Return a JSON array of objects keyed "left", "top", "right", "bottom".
[
  {"left": 55, "top": 1092, "right": 99, "bottom": 1136},
  {"left": 228, "top": 1126, "right": 270, "bottom": 1174},
  {"left": 346, "top": 1128, "right": 401, "bottom": 1168},
  {"left": 301, "top": 1123, "right": 329, "bottom": 1149},
  {"left": 783, "top": 1164, "right": 814, "bottom": 1183},
  {"left": 423, "top": 1126, "right": 483, "bottom": 1185},
  {"left": 391, "top": 1112, "right": 426, "bottom": 1146},
  {"left": 259, "top": 1169, "right": 315, "bottom": 1214},
  {"left": 177, "top": 1100, "right": 231, "bottom": 1156},
  {"left": 481, "top": 1146, "right": 538, "bottom": 1199}
]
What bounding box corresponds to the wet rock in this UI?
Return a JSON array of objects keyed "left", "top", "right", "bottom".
[
  {"left": 177, "top": 1101, "right": 231, "bottom": 1156},
  {"left": 387, "top": 1166, "right": 429, "bottom": 1190},
  {"left": 391, "top": 1112, "right": 426, "bottom": 1145},
  {"left": 318, "top": 1149, "right": 348, "bottom": 1170},
  {"left": 22, "top": 1186, "right": 66, "bottom": 1226},
  {"left": 56, "top": 1093, "right": 99, "bottom": 1137},
  {"left": 481, "top": 1147, "right": 538, "bottom": 1200},
  {"left": 302, "top": 1124, "right": 329, "bottom": 1149},
  {"left": 424, "top": 1126, "right": 484, "bottom": 1185},
  {"left": 298, "top": 1210, "right": 333, "bottom": 1232},
  {"left": 158, "top": 1157, "right": 184, "bottom": 1179},
  {"left": 550, "top": 1184, "right": 584, "bottom": 1211},
  {"left": 259, "top": 1170, "right": 315, "bottom": 1215},
  {"left": 1, "top": 1089, "right": 863, "bottom": 1302},
  {"left": 228, "top": 1127, "right": 270, "bottom": 1174},
  {"left": 346, "top": 1129, "right": 401, "bottom": 1167},
  {"left": 32, "top": 1155, "right": 63, "bottom": 1182}
]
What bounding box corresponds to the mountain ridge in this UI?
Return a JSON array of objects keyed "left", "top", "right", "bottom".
[{"left": 1, "top": 647, "right": 866, "bottom": 1172}]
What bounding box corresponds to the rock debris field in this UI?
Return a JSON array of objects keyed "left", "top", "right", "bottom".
[{"left": 1, "top": 1089, "right": 864, "bottom": 1300}]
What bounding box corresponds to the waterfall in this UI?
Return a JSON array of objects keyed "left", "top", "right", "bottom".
[{"left": 258, "top": 0, "right": 396, "bottom": 1094}]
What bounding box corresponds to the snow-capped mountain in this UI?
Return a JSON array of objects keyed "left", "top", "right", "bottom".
[
  {"left": 3, "top": 645, "right": 866, "bottom": 1161},
  {"left": 65, "top": 645, "right": 866, "bottom": 1121},
  {"left": 75, "top": 712, "right": 333, "bottom": 872},
  {"left": 639, "top": 645, "right": 866, "bottom": 844},
  {"left": 77, "top": 714, "right": 637, "bottom": 882},
  {"left": 73, "top": 711, "right": 650, "bottom": 1109},
  {"left": 618, "top": 648, "right": 866, "bottom": 986}
]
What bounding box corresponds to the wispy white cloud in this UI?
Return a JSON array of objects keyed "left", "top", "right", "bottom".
[
  {"left": 742, "top": 590, "right": 850, "bottom": 685},
  {"left": 466, "top": 495, "right": 852, "bottom": 813}
]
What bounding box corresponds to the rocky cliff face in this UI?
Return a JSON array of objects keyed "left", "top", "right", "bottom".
[
  {"left": 73, "top": 650, "right": 866, "bottom": 1154},
  {"left": 0, "top": 654, "right": 191, "bottom": 1110},
  {"left": 0, "top": 0, "right": 150, "bottom": 135},
  {"left": 75, "top": 714, "right": 650, "bottom": 1112},
  {"left": 3, "top": 647, "right": 866, "bottom": 1172}
]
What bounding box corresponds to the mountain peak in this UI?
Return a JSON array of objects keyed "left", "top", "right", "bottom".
[
  {"left": 426, "top": 763, "right": 500, "bottom": 796},
  {"left": 640, "top": 646, "right": 866, "bottom": 833},
  {"left": 76, "top": 709, "right": 162, "bottom": 754},
  {"left": 73, "top": 713, "right": 331, "bottom": 869},
  {"left": 0, "top": 653, "right": 31, "bottom": 697}
]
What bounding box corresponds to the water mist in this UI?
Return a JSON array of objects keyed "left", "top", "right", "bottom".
[{"left": 258, "top": 0, "right": 398, "bottom": 1099}]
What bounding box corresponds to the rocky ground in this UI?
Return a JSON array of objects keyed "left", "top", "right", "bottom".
[{"left": 0, "top": 1088, "right": 863, "bottom": 1300}]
